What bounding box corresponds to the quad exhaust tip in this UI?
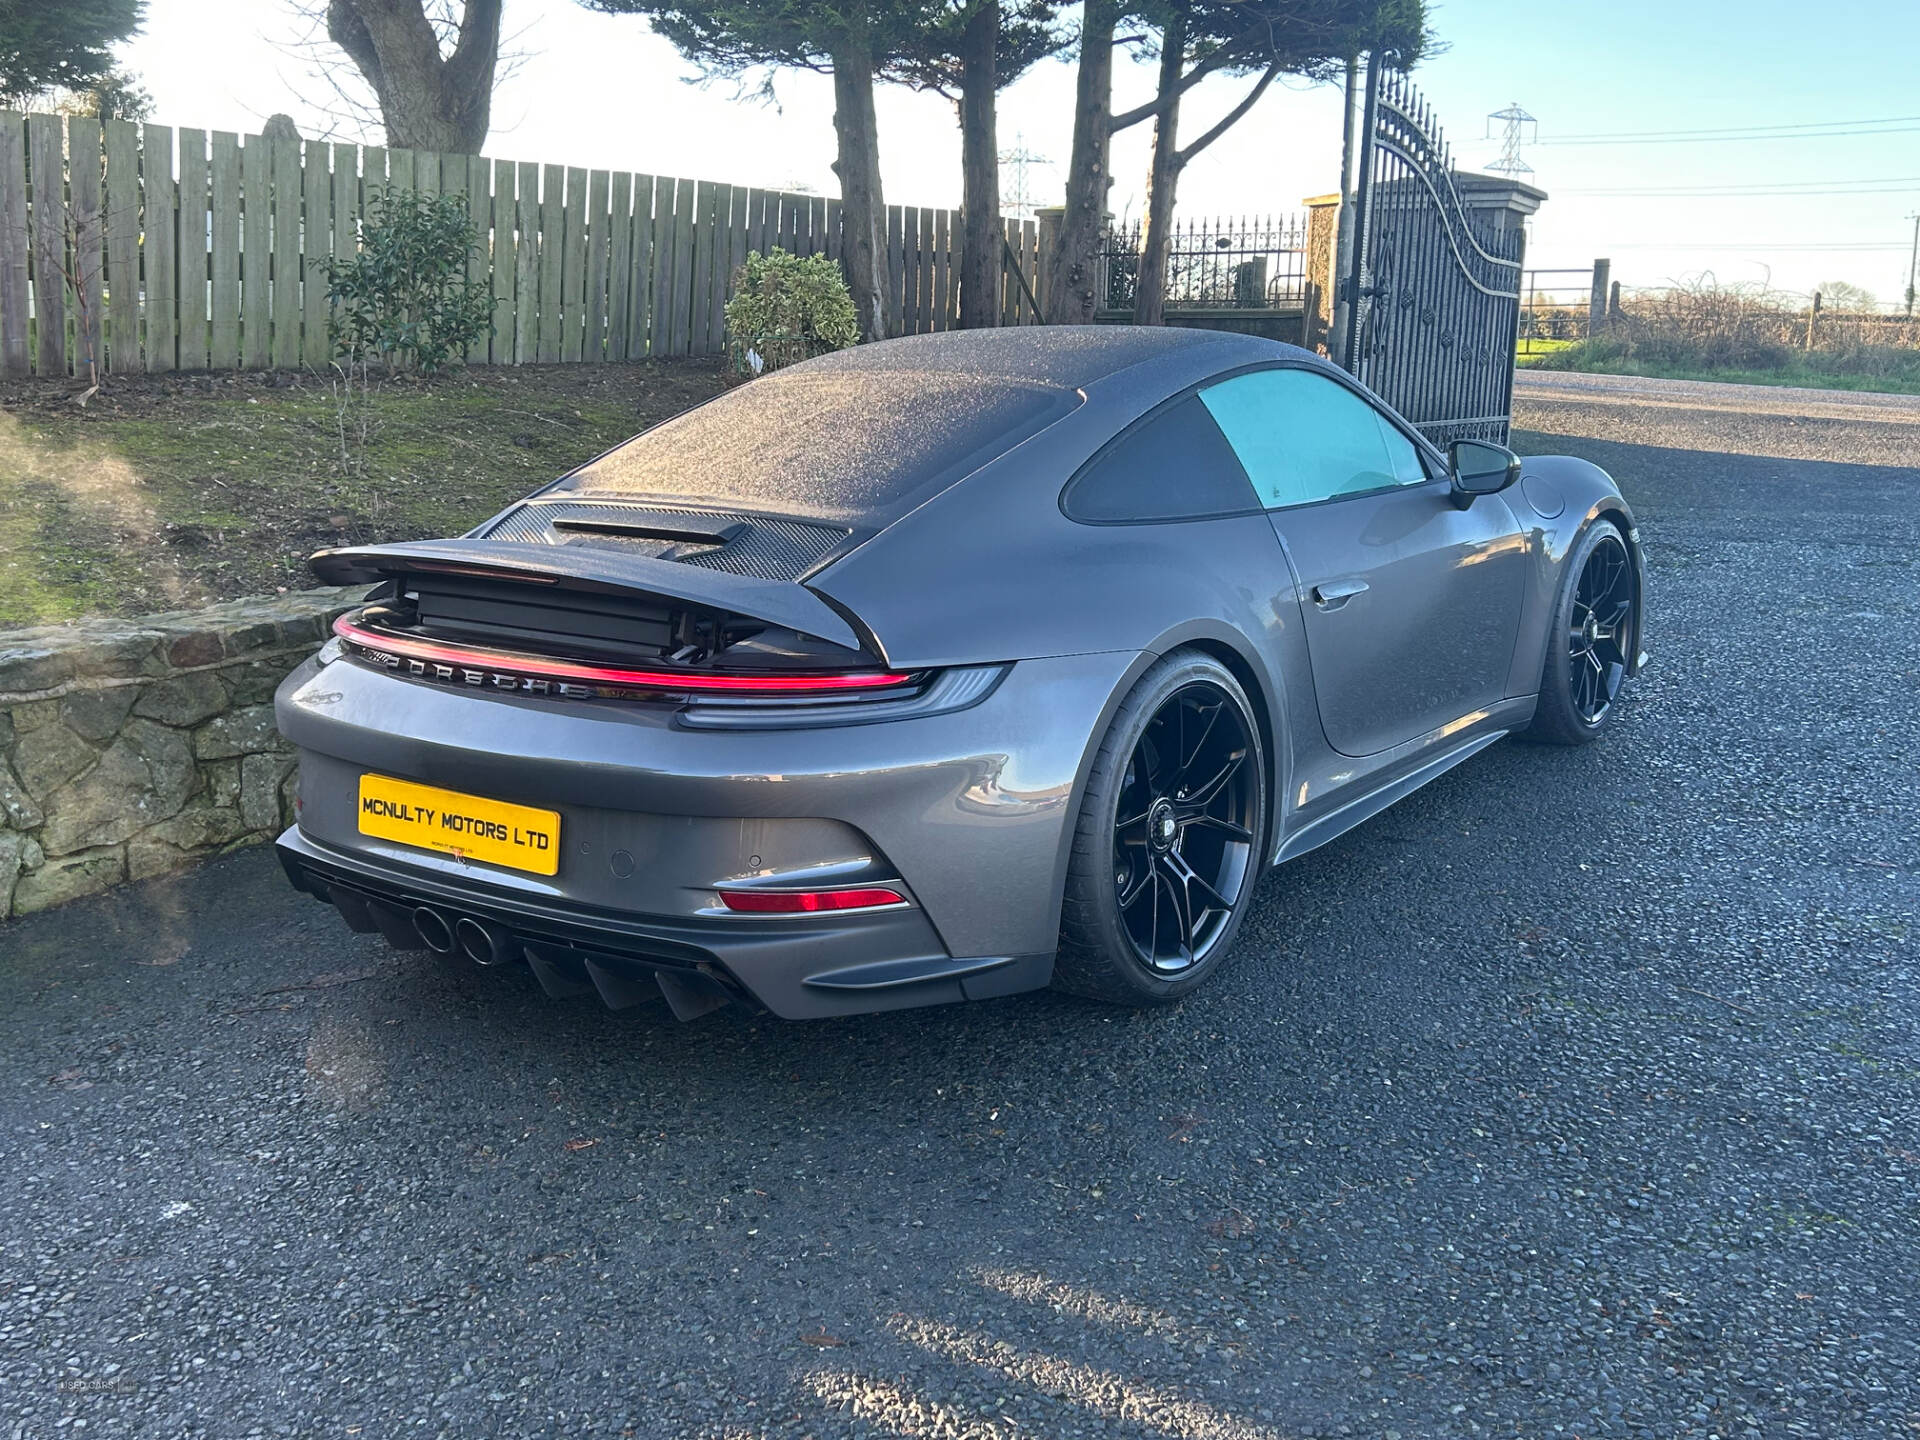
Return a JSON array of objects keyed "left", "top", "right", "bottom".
[
  {"left": 411, "top": 906, "right": 456, "bottom": 954},
  {"left": 317, "top": 879, "right": 732, "bottom": 1019},
  {"left": 455, "top": 915, "right": 520, "bottom": 967}
]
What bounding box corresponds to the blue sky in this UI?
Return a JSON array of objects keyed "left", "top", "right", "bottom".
[{"left": 121, "top": 0, "right": 1920, "bottom": 303}]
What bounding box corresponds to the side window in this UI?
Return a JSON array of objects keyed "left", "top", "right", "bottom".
[
  {"left": 1063, "top": 393, "right": 1260, "bottom": 522},
  {"left": 1199, "top": 368, "right": 1426, "bottom": 509},
  {"left": 1378, "top": 410, "right": 1430, "bottom": 485}
]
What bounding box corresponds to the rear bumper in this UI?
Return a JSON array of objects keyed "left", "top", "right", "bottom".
[
  {"left": 273, "top": 643, "right": 1144, "bottom": 1018},
  {"left": 276, "top": 828, "right": 1048, "bottom": 1018}
]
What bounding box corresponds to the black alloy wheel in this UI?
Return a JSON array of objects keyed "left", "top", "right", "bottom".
[
  {"left": 1055, "top": 651, "right": 1268, "bottom": 1005},
  {"left": 1112, "top": 683, "right": 1259, "bottom": 975},
  {"left": 1568, "top": 531, "right": 1634, "bottom": 724},
  {"left": 1524, "top": 518, "right": 1636, "bottom": 746}
]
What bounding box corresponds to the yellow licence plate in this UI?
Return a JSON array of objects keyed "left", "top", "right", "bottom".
[{"left": 357, "top": 774, "right": 561, "bottom": 876}]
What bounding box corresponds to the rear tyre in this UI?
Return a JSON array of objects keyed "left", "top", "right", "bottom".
[
  {"left": 1524, "top": 518, "right": 1635, "bottom": 746},
  {"left": 1054, "top": 650, "right": 1268, "bottom": 1006}
]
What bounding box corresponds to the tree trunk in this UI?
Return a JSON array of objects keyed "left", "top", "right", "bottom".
[
  {"left": 326, "top": 0, "right": 502, "bottom": 153},
  {"left": 830, "top": 41, "right": 890, "bottom": 342},
  {"left": 1133, "top": 9, "right": 1187, "bottom": 326},
  {"left": 957, "top": 0, "right": 1001, "bottom": 330},
  {"left": 1043, "top": 0, "right": 1115, "bottom": 325}
]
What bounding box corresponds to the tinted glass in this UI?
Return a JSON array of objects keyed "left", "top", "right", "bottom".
[
  {"left": 1199, "top": 368, "right": 1426, "bottom": 509},
  {"left": 1063, "top": 394, "right": 1260, "bottom": 522},
  {"left": 1378, "top": 411, "right": 1428, "bottom": 484},
  {"left": 558, "top": 368, "right": 1080, "bottom": 525}
]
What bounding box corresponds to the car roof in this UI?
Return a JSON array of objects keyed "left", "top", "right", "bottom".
[
  {"left": 803, "top": 325, "right": 1299, "bottom": 389},
  {"left": 551, "top": 327, "right": 1310, "bottom": 529}
]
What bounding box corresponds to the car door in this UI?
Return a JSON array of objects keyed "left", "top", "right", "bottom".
[{"left": 1198, "top": 366, "right": 1527, "bottom": 758}]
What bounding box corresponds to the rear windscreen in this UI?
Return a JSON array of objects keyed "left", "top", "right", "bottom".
[{"left": 553, "top": 368, "right": 1080, "bottom": 523}]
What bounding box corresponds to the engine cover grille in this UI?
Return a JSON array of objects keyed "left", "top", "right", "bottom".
[{"left": 477, "top": 500, "right": 853, "bottom": 581}]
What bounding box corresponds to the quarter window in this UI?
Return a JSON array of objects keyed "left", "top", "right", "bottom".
[
  {"left": 1198, "top": 368, "right": 1428, "bottom": 510},
  {"left": 1062, "top": 393, "right": 1260, "bottom": 523}
]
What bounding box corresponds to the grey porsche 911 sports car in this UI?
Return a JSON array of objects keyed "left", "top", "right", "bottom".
[{"left": 274, "top": 327, "right": 1645, "bottom": 1020}]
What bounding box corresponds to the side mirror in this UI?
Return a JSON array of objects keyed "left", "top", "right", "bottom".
[{"left": 1448, "top": 440, "right": 1522, "bottom": 508}]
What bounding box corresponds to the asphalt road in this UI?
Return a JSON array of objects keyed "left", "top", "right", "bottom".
[{"left": 3, "top": 372, "right": 1916, "bottom": 1439}]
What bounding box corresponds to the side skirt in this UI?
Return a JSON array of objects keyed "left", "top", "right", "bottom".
[{"left": 1274, "top": 729, "right": 1510, "bottom": 867}]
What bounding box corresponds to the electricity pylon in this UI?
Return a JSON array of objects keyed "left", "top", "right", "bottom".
[{"left": 1485, "top": 103, "right": 1537, "bottom": 178}]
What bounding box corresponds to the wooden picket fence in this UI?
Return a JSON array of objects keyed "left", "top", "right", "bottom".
[{"left": 0, "top": 111, "right": 1044, "bottom": 379}]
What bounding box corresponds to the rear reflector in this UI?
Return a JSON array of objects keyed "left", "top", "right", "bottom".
[
  {"left": 718, "top": 887, "right": 907, "bottom": 913},
  {"left": 333, "top": 612, "right": 914, "bottom": 696}
]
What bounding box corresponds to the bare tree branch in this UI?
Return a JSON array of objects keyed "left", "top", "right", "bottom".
[{"left": 1176, "top": 59, "right": 1279, "bottom": 163}]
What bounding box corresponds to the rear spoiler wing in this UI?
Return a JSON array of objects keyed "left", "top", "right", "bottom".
[{"left": 309, "top": 539, "right": 868, "bottom": 653}]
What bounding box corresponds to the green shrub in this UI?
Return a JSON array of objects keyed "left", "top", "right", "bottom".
[
  {"left": 724, "top": 248, "right": 859, "bottom": 373},
  {"left": 318, "top": 190, "right": 493, "bottom": 374}
]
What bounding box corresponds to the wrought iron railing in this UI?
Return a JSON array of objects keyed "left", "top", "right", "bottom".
[
  {"left": 1100, "top": 216, "right": 1309, "bottom": 312},
  {"left": 1519, "top": 268, "right": 1595, "bottom": 354}
]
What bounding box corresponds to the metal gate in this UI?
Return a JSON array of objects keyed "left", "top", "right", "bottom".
[{"left": 1339, "top": 62, "right": 1525, "bottom": 445}]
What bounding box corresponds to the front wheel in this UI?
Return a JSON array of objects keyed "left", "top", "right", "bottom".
[
  {"left": 1525, "top": 519, "right": 1636, "bottom": 746},
  {"left": 1054, "top": 651, "right": 1269, "bottom": 1006}
]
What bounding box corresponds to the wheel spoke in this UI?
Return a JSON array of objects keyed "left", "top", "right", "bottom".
[
  {"left": 1182, "top": 747, "right": 1246, "bottom": 809},
  {"left": 1157, "top": 864, "right": 1195, "bottom": 965},
  {"left": 1168, "top": 851, "right": 1233, "bottom": 915},
  {"left": 1146, "top": 866, "right": 1161, "bottom": 963},
  {"left": 1175, "top": 701, "right": 1223, "bottom": 789},
  {"left": 1183, "top": 813, "right": 1253, "bottom": 842},
  {"left": 1119, "top": 863, "right": 1153, "bottom": 909}
]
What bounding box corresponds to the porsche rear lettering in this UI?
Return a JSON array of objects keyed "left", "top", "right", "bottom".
[{"left": 345, "top": 638, "right": 596, "bottom": 698}]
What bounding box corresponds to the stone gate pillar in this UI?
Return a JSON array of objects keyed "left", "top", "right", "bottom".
[
  {"left": 1303, "top": 193, "right": 1341, "bottom": 352},
  {"left": 1452, "top": 173, "right": 1548, "bottom": 253}
]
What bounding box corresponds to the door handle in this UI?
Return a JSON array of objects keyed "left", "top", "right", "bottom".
[{"left": 1312, "top": 579, "right": 1369, "bottom": 610}]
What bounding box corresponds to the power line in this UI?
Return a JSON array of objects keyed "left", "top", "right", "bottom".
[
  {"left": 1539, "top": 112, "right": 1920, "bottom": 143},
  {"left": 1603, "top": 241, "right": 1910, "bottom": 251},
  {"left": 1564, "top": 174, "right": 1920, "bottom": 193},
  {"left": 1561, "top": 177, "right": 1920, "bottom": 197},
  {"left": 1543, "top": 125, "right": 1920, "bottom": 146}
]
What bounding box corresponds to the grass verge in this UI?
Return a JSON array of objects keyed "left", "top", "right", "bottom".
[
  {"left": 1521, "top": 337, "right": 1920, "bottom": 395},
  {"left": 0, "top": 362, "right": 729, "bottom": 629}
]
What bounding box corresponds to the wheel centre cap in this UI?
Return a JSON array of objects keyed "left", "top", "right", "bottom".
[{"left": 1148, "top": 798, "right": 1179, "bottom": 852}]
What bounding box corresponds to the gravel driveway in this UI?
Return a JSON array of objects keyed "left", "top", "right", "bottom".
[{"left": 3, "top": 371, "right": 1916, "bottom": 1439}]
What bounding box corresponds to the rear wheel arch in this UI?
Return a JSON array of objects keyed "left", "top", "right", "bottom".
[
  {"left": 1138, "top": 623, "right": 1286, "bottom": 860},
  {"left": 1181, "top": 637, "right": 1282, "bottom": 862},
  {"left": 1053, "top": 647, "right": 1273, "bottom": 1004},
  {"left": 1045, "top": 629, "right": 1286, "bottom": 951}
]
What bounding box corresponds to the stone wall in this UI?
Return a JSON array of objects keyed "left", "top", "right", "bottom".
[{"left": 0, "top": 588, "right": 358, "bottom": 918}]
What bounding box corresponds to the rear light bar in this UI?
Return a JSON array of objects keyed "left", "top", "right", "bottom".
[
  {"left": 332, "top": 612, "right": 915, "bottom": 698},
  {"left": 717, "top": 886, "right": 908, "bottom": 914}
]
